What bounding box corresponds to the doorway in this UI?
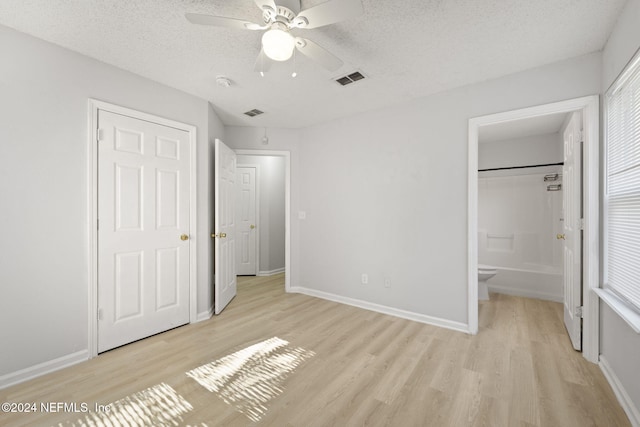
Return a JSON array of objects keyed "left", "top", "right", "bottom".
[
  {"left": 235, "top": 150, "right": 291, "bottom": 291},
  {"left": 236, "top": 154, "right": 287, "bottom": 278},
  {"left": 467, "top": 96, "right": 600, "bottom": 362}
]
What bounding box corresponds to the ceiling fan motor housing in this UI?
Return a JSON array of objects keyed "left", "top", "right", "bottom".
[{"left": 262, "top": 0, "right": 301, "bottom": 24}]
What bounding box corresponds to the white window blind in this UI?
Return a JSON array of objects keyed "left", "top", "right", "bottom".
[{"left": 605, "top": 50, "right": 640, "bottom": 312}]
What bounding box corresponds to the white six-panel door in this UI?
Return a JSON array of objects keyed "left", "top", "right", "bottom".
[
  {"left": 236, "top": 166, "right": 257, "bottom": 275},
  {"left": 214, "top": 139, "right": 237, "bottom": 314},
  {"left": 562, "top": 111, "right": 583, "bottom": 351},
  {"left": 97, "top": 110, "right": 190, "bottom": 352}
]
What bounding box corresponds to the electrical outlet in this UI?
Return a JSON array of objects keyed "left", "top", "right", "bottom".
[
  {"left": 384, "top": 277, "right": 391, "bottom": 288},
  {"left": 361, "top": 273, "right": 368, "bottom": 284}
]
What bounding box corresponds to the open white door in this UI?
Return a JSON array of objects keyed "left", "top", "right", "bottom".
[
  {"left": 562, "top": 111, "right": 582, "bottom": 351},
  {"left": 214, "top": 139, "right": 237, "bottom": 314}
]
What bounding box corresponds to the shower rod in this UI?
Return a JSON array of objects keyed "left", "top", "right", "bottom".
[{"left": 478, "top": 162, "right": 564, "bottom": 172}]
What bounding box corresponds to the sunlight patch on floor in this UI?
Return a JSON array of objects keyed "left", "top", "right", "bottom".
[
  {"left": 52, "top": 383, "right": 199, "bottom": 427},
  {"left": 186, "top": 337, "right": 315, "bottom": 422}
]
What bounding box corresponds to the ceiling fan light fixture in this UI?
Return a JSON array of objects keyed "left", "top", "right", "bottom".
[{"left": 262, "top": 27, "right": 295, "bottom": 61}]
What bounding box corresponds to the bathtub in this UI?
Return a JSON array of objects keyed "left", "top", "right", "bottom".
[{"left": 485, "top": 264, "right": 563, "bottom": 302}]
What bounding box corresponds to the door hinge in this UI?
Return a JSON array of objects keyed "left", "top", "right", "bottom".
[
  {"left": 580, "top": 218, "right": 585, "bottom": 230},
  {"left": 575, "top": 306, "right": 584, "bottom": 318},
  {"left": 97, "top": 128, "right": 105, "bottom": 142},
  {"left": 97, "top": 218, "right": 99, "bottom": 230},
  {"left": 98, "top": 308, "right": 103, "bottom": 321}
]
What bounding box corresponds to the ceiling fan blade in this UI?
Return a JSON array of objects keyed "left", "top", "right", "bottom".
[
  {"left": 254, "top": 0, "right": 277, "bottom": 13},
  {"left": 254, "top": 49, "right": 273, "bottom": 74},
  {"left": 295, "top": 38, "right": 343, "bottom": 71},
  {"left": 296, "top": 0, "right": 363, "bottom": 29},
  {"left": 185, "top": 13, "right": 263, "bottom": 30}
]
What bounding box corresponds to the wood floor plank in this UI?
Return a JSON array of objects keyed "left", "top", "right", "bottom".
[
  {"left": 0, "top": 274, "right": 631, "bottom": 426},
  {"left": 508, "top": 347, "right": 540, "bottom": 426}
]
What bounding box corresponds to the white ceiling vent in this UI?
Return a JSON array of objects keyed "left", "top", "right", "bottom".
[
  {"left": 335, "top": 71, "right": 365, "bottom": 86},
  {"left": 244, "top": 109, "right": 264, "bottom": 117}
]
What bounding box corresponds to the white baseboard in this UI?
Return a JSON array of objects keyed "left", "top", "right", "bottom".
[
  {"left": 0, "top": 350, "right": 88, "bottom": 390},
  {"left": 487, "top": 284, "right": 563, "bottom": 303},
  {"left": 599, "top": 356, "right": 640, "bottom": 427},
  {"left": 257, "top": 267, "right": 285, "bottom": 277},
  {"left": 289, "top": 286, "right": 469, "bottom": 333},
  {"left": 196, "top": 306, "right": 214, "bottom": 322}
]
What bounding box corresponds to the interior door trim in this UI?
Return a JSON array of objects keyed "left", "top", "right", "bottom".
[{"left": 87, "top": 99, "right": 198, "bottom": 358}]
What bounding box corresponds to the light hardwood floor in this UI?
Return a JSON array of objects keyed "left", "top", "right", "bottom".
[{"left": 0, "top": 274, "right": 630, "bottom": 426}]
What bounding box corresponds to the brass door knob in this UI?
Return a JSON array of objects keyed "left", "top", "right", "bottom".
[
  {"left": 250, "top": 224, "right": 255, "bottom": 229},
  {"left": 220, "top": 232, "right": 227, "bottom": 238},
  {"left": 556, "top": 234, "right": 565, "bottom": 240},
  {"left": 180, "top": 234, "right": 189, "bottom": 241},
  {"left": 211, "top": 232, "right": 227, "bottom": 238}
]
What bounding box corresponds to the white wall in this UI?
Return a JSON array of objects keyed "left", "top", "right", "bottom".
[
  {"left": 236, "top": 155, "right": 286, "bottom": 274},
  {"left": 0, "top": 25, "right": 218, "bottom": 381},
  {"left": 295, "top": 52, "right": 601, "bottom": 325},
  {"left": 478, "top": 132, "right": 563, "bottom": 170},
  {"left": 600, "top": 0, "right": 640, "bottom": 420}
]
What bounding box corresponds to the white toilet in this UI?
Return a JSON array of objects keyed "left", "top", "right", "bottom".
[{"left": 478, "top": 264, "right": 497, "bottom": 300}]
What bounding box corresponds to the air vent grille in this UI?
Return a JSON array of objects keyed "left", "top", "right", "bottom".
[
  {"left": 335, "top": 71, "right": 365, "bottom": 86},
  {"left": 244, "top": 109, "right": 264, "bottom": 117}
]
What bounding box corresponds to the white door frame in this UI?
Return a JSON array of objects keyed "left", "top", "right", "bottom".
[
  {"left": 235, "top": 150, "right": 291, "bottom": 292},
  {"left": 236, "top": 163, "right": 260, "bottom": 275},
  {"left": 87, "top": 99, "right": 198, "bottom": 358},
  {"left": 467, "top": 95, "right": 600, "bottom": 363}
]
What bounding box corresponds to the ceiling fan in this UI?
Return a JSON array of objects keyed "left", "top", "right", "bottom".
[{"left": 186, "top": 0, "right": 363, "bottom": 73}]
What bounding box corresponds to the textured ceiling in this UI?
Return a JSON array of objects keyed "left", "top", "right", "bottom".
[{"left": 0, "top": 0, "right": 627, "bottom": 128}]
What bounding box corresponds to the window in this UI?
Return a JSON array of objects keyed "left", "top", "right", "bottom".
[{"left": 603, "top": 48, "right": 640, "bottom": 329}]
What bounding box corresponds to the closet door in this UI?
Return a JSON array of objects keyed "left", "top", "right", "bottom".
[{"left": 98, "top": 109, "right": 191, "bottom": 352}]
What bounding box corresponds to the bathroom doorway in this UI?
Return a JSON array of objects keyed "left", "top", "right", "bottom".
[{"left": 467, "top": 96, "right": 600, "bottom": 363}]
